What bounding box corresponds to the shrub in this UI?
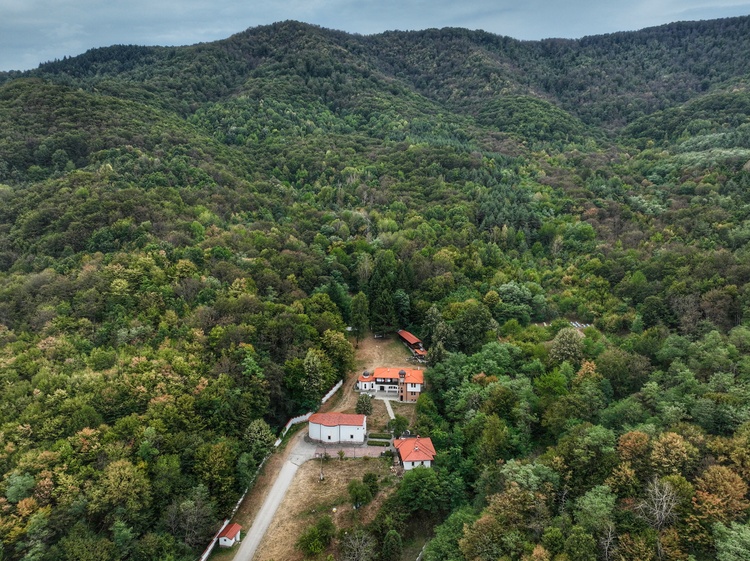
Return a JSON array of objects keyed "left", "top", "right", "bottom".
[
  {"left": 368, "top": 432, "right": 392, "bottom": 439},
  {"left": 363, "top": 472, "right": 379, "bottom": 496},
  {"left": 296, "top": 515, "right": 336, "bottom": 556}
]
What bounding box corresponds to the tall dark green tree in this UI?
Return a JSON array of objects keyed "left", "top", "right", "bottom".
[
  {"left": 368, "top": 251, "right": 399, "bottom": 334},
  {"left": 350, "top": 291, "right": 369, "bottom": 347}
]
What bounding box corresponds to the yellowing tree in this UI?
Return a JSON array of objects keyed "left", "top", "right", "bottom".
[
  {"left": 687, "top": 465, "right": 750, "bottom": 546},
  {"left": 649, "top": 432, "right": 698, "bottom": 476}
]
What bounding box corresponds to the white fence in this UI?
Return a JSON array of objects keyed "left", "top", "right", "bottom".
[
  {"left": 274, "top": 379, "right": 344, "bottom": 444},
  {"left": 276, "top": 412, "right": 313, "bottom": 445},
  {"left": 198, "top": 379, "right": 344, "bottom": 560},
  {"left": 198, "top": 519, "right": 230, "bottom": 561},
  {"left": 322, "top": 379, "right": 343, "bottom": 404}
]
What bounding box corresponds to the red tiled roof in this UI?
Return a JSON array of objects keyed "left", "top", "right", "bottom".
[
  {"left": 414, "top": 348, "right": 427, "bottom": 357},
  {"left": 405, "top": 369, "right": 424, "bottom": 384},
  {"left": 309, "top": 412, "right": 366, "bottom": 427},
  {"left": 372, "top": 367, "right": 424, "bottom": 385},
  {"left": 219, "top": 523, "right": 241, "bottom": 540},
  {"left": 397, "top": 329, "right": 422, "bottom": 346},
  {"left": 394, "top": 436, "right": 435, "bottom": 462}
]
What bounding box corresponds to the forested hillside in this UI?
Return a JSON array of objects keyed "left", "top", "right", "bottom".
[{"left": 0, "top": 15, "right": 749, "bottom": 561}]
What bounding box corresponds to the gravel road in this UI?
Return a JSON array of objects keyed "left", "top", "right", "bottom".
[{"left": 233, "top": 438, "right": 318, "bottom": 561}]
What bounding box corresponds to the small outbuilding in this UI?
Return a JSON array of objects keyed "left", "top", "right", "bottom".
[
  {"left": 308, "top": 412, "right": 367, "bottom": 443},
  {"left": 218, "top": 523, "right": 242, "bottom": 547},
  {"left": 397, "top": 329, "right": 427, "bottom": 361}
]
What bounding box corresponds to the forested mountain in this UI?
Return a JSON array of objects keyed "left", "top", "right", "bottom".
[{"left": 0, "top": 15, "right": 750, "bottom": 561}]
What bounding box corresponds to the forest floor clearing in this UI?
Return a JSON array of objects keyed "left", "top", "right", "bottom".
[{"left": 354, "top": 333, "right": 414, "bottom": 372}]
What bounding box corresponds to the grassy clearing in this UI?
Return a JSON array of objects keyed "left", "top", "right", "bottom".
[
  {"left": 254, "top": 457, "right": 396, "bottom": 561},
  {"left": 391, "top": 401, "right": 419, "bottom": 429}
]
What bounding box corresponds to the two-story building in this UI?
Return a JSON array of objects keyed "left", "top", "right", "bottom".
[{"left": 356, "top": 367, "right": 424, "bottom": 402}]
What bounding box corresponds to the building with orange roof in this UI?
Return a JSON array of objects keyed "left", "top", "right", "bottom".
[
  {"left": 218, "top": 522, "right": 242, "bottom": 547},
  {"left": 308, "top": 412, "right": 366, "bottom": 443},
  {"left": 397, "top": 329, "right": 422, "bottom": 346},
  {"left": 394, "top": 436, "right": 436, "bottom": 469},
  {"left": 397, "top": 329, "right": 427, "bottom": 362},
  {"left": 356, "top": 367, "right": 424, "bottom": 402}
]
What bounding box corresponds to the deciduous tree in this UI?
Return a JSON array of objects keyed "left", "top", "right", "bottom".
[
  {"left": 549, "top": 327, "right": 584, "bottom": 366},
  {"left": 356, "top": 393, "right": 373, "bottom": 416},
  {"left": 342, "top": 530, "right": 377, "bottom": 561}
]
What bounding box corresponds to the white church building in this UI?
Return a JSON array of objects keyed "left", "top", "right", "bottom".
[{"left": 308, "top": 412, "right": 367, "bottom": 443}]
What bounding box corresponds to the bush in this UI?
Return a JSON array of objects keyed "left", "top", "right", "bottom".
[
  {"left": 387, "top": 414, "right": 409, "bottom": 436},
  {"left": 363, "top": 472, "right": 379, "bottom": 496},
  {"left": 296, "top": 515, "right": 336, "bottom": 556},
  {"left": 348, "top": 479, "right": 373, "bottom": 508},
  {"left": 382, "top": 529, "right": 403, "bottom": 561},
  {"left": 367, "top": 440, "right": 391, "bottom": 446},
  {"left": 368, "top": 432, "right": 392, "bottom": 439}
]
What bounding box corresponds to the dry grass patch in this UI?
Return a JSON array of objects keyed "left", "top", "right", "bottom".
[
  {"left": 339, "top": 395, "right": 390, "bottom": 432},
  {"left": 368, "top": 399, "right": 392, "bottom": 432},
  {"left": 391, "top": 402, "right": 418, "bottom": 428},
  {"left": 355, "top": 334, "right": 412, "bottom": 372},
  {"left": 253, "top": 457, "right": 396, "bottom": 561}
]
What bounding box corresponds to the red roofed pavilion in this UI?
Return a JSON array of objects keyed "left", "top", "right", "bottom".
[{"left": 397, "top": 329, "right": 422, "bottom": 346}]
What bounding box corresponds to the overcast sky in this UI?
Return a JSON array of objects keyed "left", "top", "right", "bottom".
[{"left": 1, "top": 0, "right": 749, "bottom": 72}]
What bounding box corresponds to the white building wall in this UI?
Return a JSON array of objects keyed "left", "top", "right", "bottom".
[
  {"left": 218, "top": 535, "right": 239, "bottom": 547},
  {"left": 310, "top": 422, "right": 366, "bottom": 443},
  {"left": 319, "top": 424, "right": 338, "bottom": 442},
  {"left": 402, "top": 460, "right": 432, "bottom": 470},
  {"left": 309, "top": 422, "right": 322, "bottom": 441}
]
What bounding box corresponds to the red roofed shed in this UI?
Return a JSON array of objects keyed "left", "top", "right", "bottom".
[
  {"left": 397, "top": 329, "right": 422, "bottom": 346},
  {"left": 218, "top": 523, "right": 241, "bottom": 547}
]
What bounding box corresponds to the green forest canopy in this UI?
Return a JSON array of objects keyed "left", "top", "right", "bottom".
[{"left": 0, "top": 15, "right": 750, "bottom": 561}]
